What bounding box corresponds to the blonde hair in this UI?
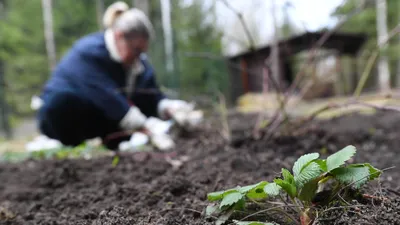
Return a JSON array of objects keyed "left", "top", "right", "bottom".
[{"left": 102, "top": 1, "right": 155, "bottom": 40}]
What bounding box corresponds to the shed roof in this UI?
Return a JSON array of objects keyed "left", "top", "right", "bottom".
[{"left": 227, "top": 31, "right": 368, "bottom": 60}]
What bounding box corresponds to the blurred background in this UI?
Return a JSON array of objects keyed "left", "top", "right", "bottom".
[{"left": 1, "top": 0, "right": 400, "bottom": 141}]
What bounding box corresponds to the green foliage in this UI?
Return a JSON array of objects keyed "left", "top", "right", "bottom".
[
  {"left": 330, "top": 166, "right": 370, "bottom": 188},
  {"left": 208, "top": 181, "right": 269, "bottom": 211},
  {"left": 206, "top": 145, "right": 382, "bottom": 224},
  {"left": 326, "top": 145, "right": 356, "bottom": 171},
  {"left": 112, "top": 155, "right": 120, "bottom": 167},
  {"left": 220, "top": 192, "right": 244, "bottom": 210},
  {"left": 332, "top": 0, "right": 400, "bottom": 87},
  {"left": 170, "top": 0, "right": 228, "bottom": 97},
  {"left": 263, "top": 183, "right": 281, "bottom": 197},
  {"left": 292, "top": 153, "right": 319, "bottom": 177},
  {"left": 0, "top": 142, "right": 108, "bottom": 163},
  {"left": 294, "top": 162, "right": 322, "bottom": 188}
]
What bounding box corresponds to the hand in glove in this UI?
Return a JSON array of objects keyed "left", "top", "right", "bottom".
[
  {"left": 158, "top": 99, "right": 203, "bottom": 129},
  {"left": 158, "top": 99, "right": 193, "bottom": 120},
  {"left": 119, "top": 106, "right": 147, "bottom": 131}
]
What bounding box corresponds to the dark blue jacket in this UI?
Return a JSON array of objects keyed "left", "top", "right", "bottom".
[{"left": 40, "top": 32, "right": 166, "bottom": 122}]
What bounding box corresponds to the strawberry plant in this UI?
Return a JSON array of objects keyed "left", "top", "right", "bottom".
[{"left": 205, "top": 145, "right": 382, "bottom": 225}]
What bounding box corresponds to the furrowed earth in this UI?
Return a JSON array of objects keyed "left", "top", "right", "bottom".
[{"left": 0, "top": 111, "right": 400, "bottom": 225}]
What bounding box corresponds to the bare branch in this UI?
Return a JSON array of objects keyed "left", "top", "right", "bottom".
[
  {"left": 219, "top": 0, "right": 256, "bottom": 50},
  {"left": 258, "top": 5, "right": 368, "bottom": 140}
]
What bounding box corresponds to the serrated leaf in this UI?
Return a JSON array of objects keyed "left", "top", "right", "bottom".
[
  {"left": 298, "top": 179, "right": 319, "bottom": 202},
  {"left": 208, "top": 190, "right": 225, "bottom": 201},
  {"left": 274, "top": 179, "right": 297, "bottom": 198},
  {"left": 220, "top": 192, "right": 244, "bottom": 209},
  {"left": 331, "top": 166, "right": 370, "bottom": 188},
  {"left": 207, "top": 189, "right": 237, "bottom": 202},
  {"left": 232, "top": 220, "right": 276, "bottom": 225},
  {"left": 313, "top": 159, "right": 328, "bottom": 172},
  {"left": 238, "top": 181, "right": 268, "bottom": 199},
  {"left": 263, "top": 183, "right": 282, "bottom": 196},
  {"left": 326, "top": 145, "right": 356, "bottom": 171},
  {"left": 293, "top": 153, "right": 320, "bottom": 177},
  {"left": 348, "top": 163, "right": 382, "bottom": 180},
  {"left": 246, "top": 182, "right": 268, "bottom": 200},
  {"left": 282, "top": 168, "right": 295, "bottom": 185},
  {"left": 294, "top": 162, "right": 323, "bottom": 188}
]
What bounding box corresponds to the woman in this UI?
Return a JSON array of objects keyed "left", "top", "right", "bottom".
[{"left": 36, "top": 2, "right": 189, "bottom": 150}]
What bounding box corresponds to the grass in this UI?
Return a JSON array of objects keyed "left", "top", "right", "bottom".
[
  {"left": 0, "top": 141, "right": 111, "bottom": 163},
  {"left": 237, "top": 92, "right": 400, "bottom": 119}
]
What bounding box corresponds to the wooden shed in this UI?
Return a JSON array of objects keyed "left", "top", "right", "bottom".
[{"left": 226, "top": 31, "right": 368, "bottom": 104}]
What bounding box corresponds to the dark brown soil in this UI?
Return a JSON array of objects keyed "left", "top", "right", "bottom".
[{"left": 1, "top": 111, "right": 400, "bottom": 225}]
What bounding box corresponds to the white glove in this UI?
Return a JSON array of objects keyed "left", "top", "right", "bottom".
[
  {"left": 119, "top": 106, "right": 147, "bottom": 131},
  {"left": 118, "top": 132, "right": 149, "bottom": 152},
  {"left": 144, "top": 117, "right": 174, "bottom": 136},
  {"left": 144, "top": 117, "right": 175, "bottom": 151},
  {"left": 151, "top": 133, "right": 175, "bottom": 151},
  {"left": 158, "top": 99, "right": 194, "bottom": 120},
  {"left": 158, "top": 99, "right": 203, "bottom": 129},
  {"left": 30, "top": 95, "right": 44, "bottom": 111}
]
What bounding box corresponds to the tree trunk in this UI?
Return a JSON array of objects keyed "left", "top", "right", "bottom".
[
  {"left": 397, "top": 0, "right": 400, "bottom": 87},
  {"left": 0, "top": 61, "right": 12, "bottom": 139},
  {"left": 42, "top": 0, "right": 57, "bottom": 72},
  {"left": 376, "top": 0, "right": 390, "bottom": 91},
  {"left": 271, "top": 0, "right": 280, "bottom": 91},
  {"left": 95, "top": 0, "right": 105, "bottom": 30},
  {"left": 160, "top": 0, "right": 174, "bottom": 77}
]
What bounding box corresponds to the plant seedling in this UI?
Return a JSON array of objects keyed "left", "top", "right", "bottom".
[{"left": 206, "top": 145, "right": 382, "bottom": 225}]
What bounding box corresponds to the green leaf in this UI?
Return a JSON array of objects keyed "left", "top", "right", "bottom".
[
  {"left": 112, "top": 155, "right": 120, "bottom": 167},
  {"left": 298, "top": 179, "right": 319, "bottom": 202},
  {"left": 263, "top": 183, "right": 282, "bottom": 196},
  {"left": 246, "top": 182, "right": 268, "bottom": 200},
  {"left": 331, "top": 166, "right": 370, "bottom": 188},
  {"left": 207, "top": 189, "right": 237, "bottom": 202},
  {"left": 313, "top": 159, "right": 328, "bottom": 172},
  {"left": 207, "top": 191, "right": 224, "bottom": 201},
  {"left": 238, "top": 181, "right": 268, "bottom": 200},
  {"left": 274, "top": 179, "right": 297, "bottom": 198},
  {"left": 232, "top": 198, "right": 246, "bottom": 211},
  {"left": 293, "top": 153, "right": 320, "bottom": 177},
  {"left": 348, "top": 163, "right": 382, "bottom": 180},
  {"left": 282, "top": 168, "right": 295, "bottom": 185},
  {"left": 326, "top": 145, "right": 356, "bottom": 171},
  {"left": 220, "top": 192, "right": 244, "bottom": 209},
  {"left": 294, "top": 162, "right": 323, "bottom": 188},
  {"left": 232, "top": 220, "right": 276, "bottom": 225}
]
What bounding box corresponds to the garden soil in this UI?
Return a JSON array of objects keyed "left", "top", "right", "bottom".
[{"left": 0, "top": 111, "right": 400, "bottom": 225}]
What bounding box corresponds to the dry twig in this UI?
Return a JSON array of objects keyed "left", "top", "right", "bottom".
[
  {"left": 219, "top": 0, "right": 255, "bottom": 50},
  {"left": 256, "top": 5, "right": 367, "bottom": 140}
]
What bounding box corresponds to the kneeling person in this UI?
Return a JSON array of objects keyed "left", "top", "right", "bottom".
[{"left": 36, "top": 3, "right": 188, "bottom": 150}]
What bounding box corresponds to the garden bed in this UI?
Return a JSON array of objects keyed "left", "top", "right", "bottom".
[{"left": 0, "top": 111, "right": 400, "bottom": 225}]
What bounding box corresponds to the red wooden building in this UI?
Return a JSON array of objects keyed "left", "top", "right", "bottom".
[{"left": 226, "top": 31, "right": 367, "bottom": 104}]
